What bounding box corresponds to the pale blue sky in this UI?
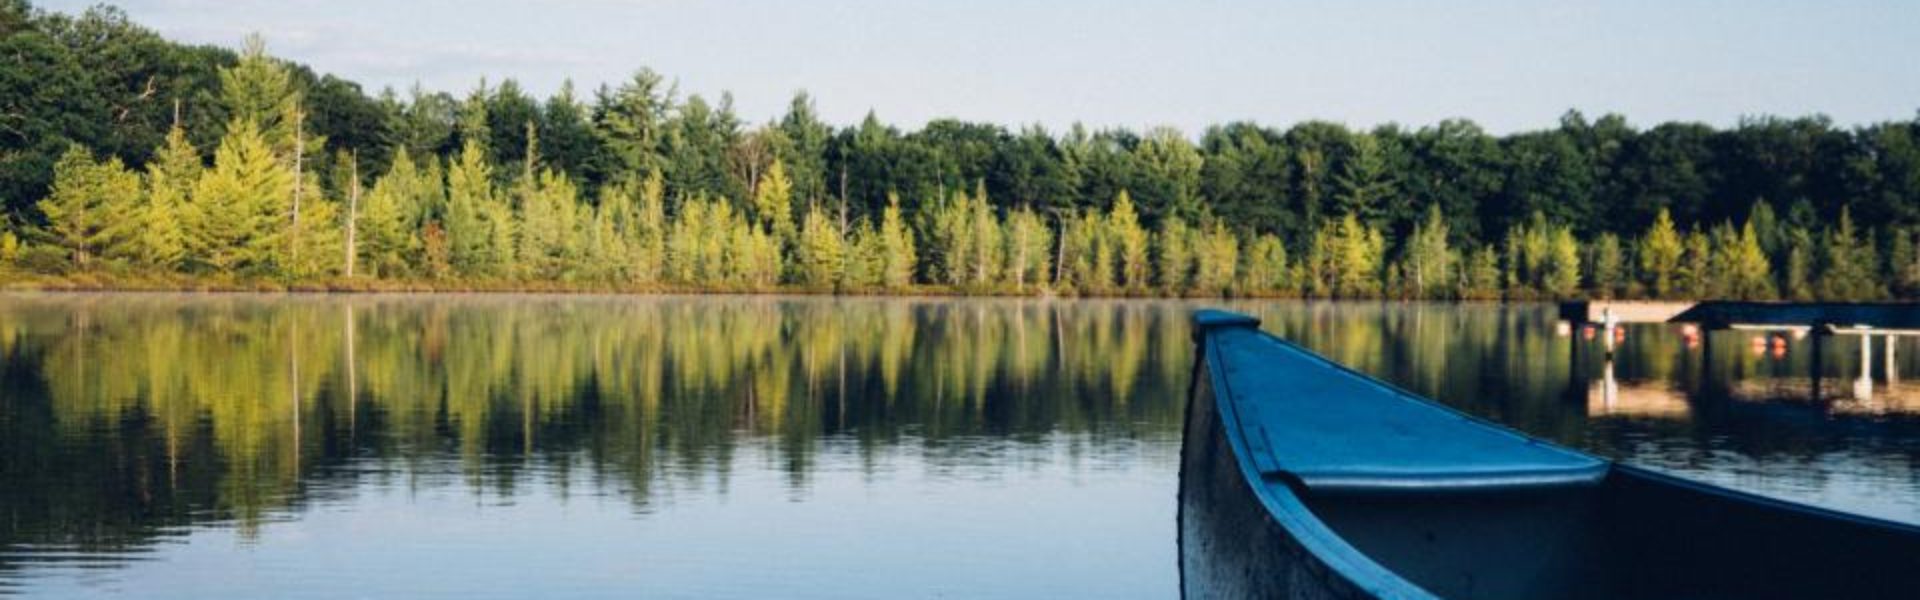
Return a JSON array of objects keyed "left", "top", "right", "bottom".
[{"left": 40, "top": 0, "right": 1920, "bottom": 134}]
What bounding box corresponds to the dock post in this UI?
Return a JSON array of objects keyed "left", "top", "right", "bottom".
[
  {"left": 1856, "top": 332, "right": 1875, "bottom": 402},
  {"left": 1602, "top": 308, "right": 1617, "bottom": 359},
  {"left": 1811, "top": 329, "right": 1827, "bottom": 400},
  {"left": 1889, "top": 335, "right": 1900, "bottom": 385}
]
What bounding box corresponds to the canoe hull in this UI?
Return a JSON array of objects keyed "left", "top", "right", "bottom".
[
  {"left": 1181, "top": 310, "right": 1920, "bottom": 599},
  {"left": 1179, "top": 351, "right": 1391, "bottom": 600}
]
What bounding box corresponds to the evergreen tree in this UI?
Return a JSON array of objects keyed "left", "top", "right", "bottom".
[
  {"left": 1107, "top": 190, "right": 1150, "bottom": 289},
  {"left": 965, "top": 185, "right": 1002, "bottom": 286},
  {"left": 138, "top": 126, "right": 198, "bottom": 270},
  {"left": 1723, "top": 220, "right": 1776, "bottom": 300},
  {"left": 1243, "top": 234, "right": 1289, "bottom": 294},
  {"left": 518, "top": 169, "right": 579, "bottom": 280},
  {"left": 1192, "top": 221, "right": 1239, "bottom": 294},
  {"left": 359, "top": 149, "right": 425, "bottom": 277},
  {"left": 219, "top": 35, "right": 301, "bottom": 150},
  {"left": 1402, "top": 204, "right": 1455, "bottom": 298},
  {"left": 752, "top": 158, "right": 795, "bottom": 242},
  {"left": 1155, "top": 215, "right": 1194, "bottom": 292},
  {"left": 926, "top": 189, "right": 975, "bottom": 286},
  {"left": 1783, "top": 227, "right": 1816, "bottom": 301},
  {"left": 186, "top": 120, "right": 290, "bottom": 274},
  {"left": 444, "top": 140, "right": 498, "bottom": 276},
  {"left": 1889, "top": 228, "right": 1920, "bottom": 297},
  {"left": 1459, "top": 245, "right": 1503, "bottom": 300},
  {"left": 1677, "top": 229, "right": 1713, "bottom": 299},
  {"left": 795, "top": 203, "right": 845, "bottom": 288},
  {"left": 875, "top": 193, "right": 915, "bottom": 289},
  {"left": 1819, "top": 206, "right": 1884, "bottom": 300},
  {"left": 1326, "top": 213, "right": 1385, "bottom": 297},
  {"left": 1332, "top": 133, "right": 1395, "bottom": 226},
  {"left": 1638, "top": 208, "right": 1684, "bottom": 298},
  {"left": 1004, "top": 205, "right": 1052, "bottom": 290},
  {"left": 1588, "top": 233, "right": 1625, "bottom": 299},
  {"left": 36, "top": 146, "right": 140, "bottom": 268},
  {"left": 1544, "top": 226, "right": 1581, "bottom": 298}
]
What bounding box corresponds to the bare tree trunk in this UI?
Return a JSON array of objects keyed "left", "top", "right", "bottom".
[
  {"left": 291, "top": 110, "right": 304, "bottom": 272},
  {"left": 345, "top": 151, "right": 359, "bottom": 278}
]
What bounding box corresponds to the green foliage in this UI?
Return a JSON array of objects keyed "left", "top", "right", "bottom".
[
  {"left": 359, "top": 149, "right": 427, "bottom": 278},
  {"left": 1544, "top": 226, "right": 1581, "bottom": 298},
  {"left": 444, "top": 140, "right": 498, "bottom": 276},
  {"left": 186, "top": 120, "right": 289, "bottom": 273},
  {"left": 1459, "top": 246, "right": 1503, "bottom": 300},
  {"left": 1242, "top": 234, "right": 1289, "bottom": 294},
  {"left": 1154, "top": 215, "right": 1194, "bottom": 291},
  {"left": 1818, "top": 207, "right": 1884, "bottom": 300},
  {"left": 1191, "top": 221, "right": 1239, "bottom": 295},
  {"left": 1400, "top": 204, "right": 1455, "bottom": 298},
  {"left": 1003, "top": 205, "right": 1052, "bottom": 290},
  {"left": 1107, "top": 190, "right": 1150, "bottom": 289},
  {"left": 137, "top": 126, "right": 197, "bottom": 269},
  {"left": 795, "top": 203, "right": 844, "bottom": 288},
  {"left": 1587, "top": 233, "right": 1625, "bottom": 299},
  {"left": 7, "top": 14, "right": 1920, "bottom": 299},
  {"left": 753, "top": 159, "right": 795, "bottom": 242},
  {"left": 1306, "top": 213, "right": 1385, "bottom": 298},
  {"left": 1720, "top": 221, "right": 1776, "bottom": 300},
  {"left": 1638, "top": 208, "right": 1684, "bottom": 298},
  {"left": 36, "top": 146, "right": 141, "bottom": 267}
]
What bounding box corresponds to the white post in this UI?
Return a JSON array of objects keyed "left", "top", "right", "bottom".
[{"left": 1855, "top": 332, "right": 1874, "bottom": 402}]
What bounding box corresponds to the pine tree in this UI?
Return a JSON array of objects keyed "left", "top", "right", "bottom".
[
  {"left": 1544, "top": 226, "right": 1581, "bottom": 298},
  {"left": 138, "top": 126, "right": 199, "bottom": 270},
  {"left": 219, "top": 35, "right": 302, "bottom": 150},
  {"left": 1889, "top": 228, "right": 1920, "bottom": 297},
  {"left": 518, "top": 169, "right": 579, "bottom": 280},
  {"left": 926, "top": 189, "right": 974, "bottom": 286},
  {"left": 966, "top": 186, "right": 1002, "bottom": 286},
  {"left": 444, "top": 140, "right": 498, "bottom": 277},
  {"left": 1723, "top": 220, "right": 1776, "bottom": 300},
  {"left": 360, "top": 149, "right": 424, "bottom": 278},
  {"left": 36, "top": 146, "right": 141, "bottom": 268},
  {"left": 1638, "top": 208, "right": 1683, "bottom": 298},
  {"left": 876, "top": 193, "right": 916, "bottom": 289},
  {"left": 1192, "top": 221, "right": 1239, "bottom": 294},
  {"left": 795, "top": 203, "right": 845, "bottom": 288},
  {"left": 1402, "top": 204, "right": 1455, "bottom": 298},
  {"left": 1003, "top": 205, "right": 1053, "bottom": 291},
  {"left": 1819, "top": 206, "right": 1884, "bottom": 300},
  {"left": 1061, "top": 211, "right": 1109, "bottom": 293},
  {"left": 1243, "top": 234, "right": 1289, "bottom": 294},
  {"left": 186, "top": 120, "right": 290, "bottom": 274},
  {"left": 1588, "top": 233, "right": 1625, "bottom": 299},
  {"left": 1326, "top": 213, "right": 1385, "bottom": 297},
  {"left": 1156, "top": 215, "right": 1194, "bottom": 292},
  {"left": 1677, "top": 229, "right": 1713, "bottom": 299},
  {"left": 753, "top": 159, "right": 795, "bottom": 242},
  {"left": 1783, "top": 227, "right": 1816, "bottom": 301},
  {"left": 1107, "top": 190, "right": 1150, "bottom": 289},
  {"left": 1460, "top": 245, "right": 1503, "bottom": 300},
  {"left": 599, "top": 172, "right": 667, "bottom": 285},
  {"left": 1332, "top": 134, "right": 1395, "bottom": 226}
]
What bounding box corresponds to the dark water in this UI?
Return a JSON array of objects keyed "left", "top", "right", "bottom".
[{"left": 0, "top": 295, "right": 1916, "bottom": 598}]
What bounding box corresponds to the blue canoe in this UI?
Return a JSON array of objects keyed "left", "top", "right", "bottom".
[{"left": 1180, "top": 310, "right": 1920, "bottom": 599}]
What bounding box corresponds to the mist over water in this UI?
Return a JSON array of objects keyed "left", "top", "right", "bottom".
[{"left": 0, "top": 295, "right": 1915, "bottom": 597}]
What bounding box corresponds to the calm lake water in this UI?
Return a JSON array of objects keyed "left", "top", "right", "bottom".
[{"left": 2, "top": 294, "right": 1918, "bottom": 598}]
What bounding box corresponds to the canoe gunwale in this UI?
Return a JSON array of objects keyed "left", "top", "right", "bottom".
[{"left": 1191, "top": 312, "right": 1440, "bottom": 600}]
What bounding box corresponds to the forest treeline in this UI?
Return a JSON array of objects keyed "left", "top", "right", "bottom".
[{"left": 5, "top": 3, "right": 1920, "bottom": 299}]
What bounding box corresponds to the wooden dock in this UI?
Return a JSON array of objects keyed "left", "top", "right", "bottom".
[
  {"left": 1560, "top": 300, "right": 1920, "bottom": 333},
  {"left": 1558, "top": 300, "right": 1697, "bottom": 325}
]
